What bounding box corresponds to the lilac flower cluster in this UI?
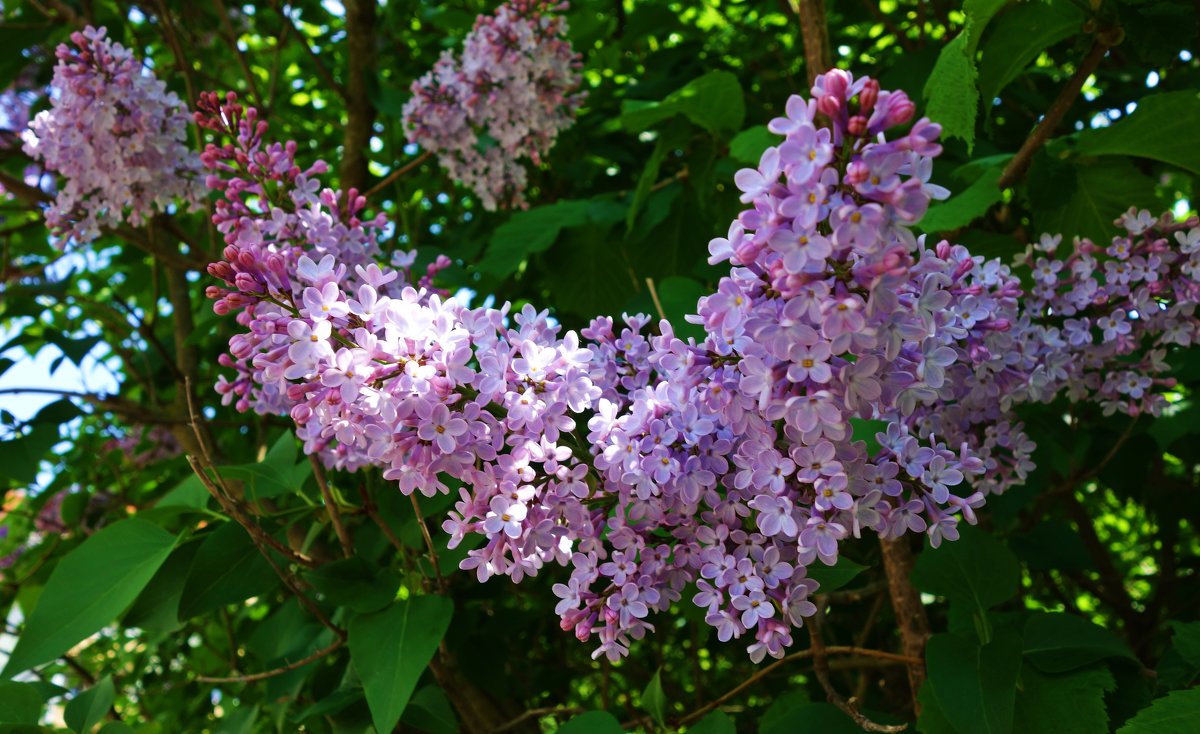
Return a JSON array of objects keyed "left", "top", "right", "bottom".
[
  {"left": 203, "top": 73, "right": 1200, "bottom": 664},
  {"left": 401, "top": 0, "right": 583, "bottom": 210},
  {"left": 21, "top": 26, "right": 205, "bottom": 245}
]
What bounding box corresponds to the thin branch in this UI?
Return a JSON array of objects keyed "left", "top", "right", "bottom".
[
  {"left": 997, "top": 37, "right": 1113, "bottom": 189},
  {"left": 492, "top": 706, "right": 584, "bottom": 733},
  {"left": 810, "top": 616, "right": 908, "bottom": 733},
  {"left": 196, "top": 638, "right": 344, "bottom": 684},
  {"left": 361, "top": 150, "right": 434, "bottom": 199},
  {"left": 676, "top": 645, "right": 920, "bottom": 727},
  {"left": 311, "top": 455, "right": 354, "bottom": 558},
  {"left": 409, "top": 493, "right": 446, "bottom": 591},
  {"left": 645, "top": 278, "right": 667, "bottom": 321},
  {"left": 212, "top": 0, "right": 262, "bottom": 103},
  {"left": 279, "top": 1, "right": 346, "bottom": 99}
]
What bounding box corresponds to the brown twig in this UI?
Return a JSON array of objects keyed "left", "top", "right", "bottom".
[
  {"left": 361, "top": 150, "right": 435, "bottom": 199},
  {"left": 340, "top": 0, "right": 377, "bottom": 192},
  {"left": 645, "top": 278, "right": 667, "bottom": 321},
  {"left": 212, "top": 0, "right": 262, "bottom": 104},
  {"left": 409, "top": 493, "right": 446, "bottom": 591},
  {"left": 310, "top": 455, "right": 354, "bottom": 558},
  {"left": 675, "top": 645, "right": 920, "bottom": 727},
  {"left": 880, "top": 536, "right": 931, "bottom": 713},
  {"left": 491, "top": 706, "right": 584, "bottom": 733},
  {"left": 810, "top": 617, "right": 908, "bottom": 733},
  {"left": 196, "top": 638, "right": 344, "bottom": 684},
  {"left": 997, "top": 37, "right": 1113, "bottom": 190}
]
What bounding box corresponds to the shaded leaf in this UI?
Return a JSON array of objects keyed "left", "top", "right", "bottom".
[
  {"left": 1023, "top": 612, "right": 1137, "bottom": 673},
  {"left": 1072, "top": 92, "right": 1200, "bottom": 175},
  {"left": 621, "top": 71, "right": 745, "bottom": 136},
  {"left": 1117, "top": 688, "right": 1200, "bottom": 733},
  {"left": 689, "top": 710, "right": 734, "bottom": 734},
  {"left": 926, "top": 630, "right": 1022, "bottom": 734},
  {"left": 64, "top": 677, "right": 115, "bottom": 734},
  {"left": 640, "top": 669, "right": 666, "bottom": 728},
  {"left": 728, "top": 125, "right": 776, "bottom": 165},
  {"left": 0, "top": 683, "right": 44, "bottom": 725},
  {"left": 759, "top": 702, "right": 864, "bottom": 734},
  {"left": 920, "top": 164, "right": 1004, "bottom": 233},
  {"left": 3, "top": 519, "right": 176, "bottom": 676},
  {"left": 911, "top": 525, "right": 1020, "bottom": 638},
  {"left": 179, "top": 522, "right": 279, "bottom": 620},
  {"left": 806, "top": 557, "right": 867, "bottom": 593},
  {"left": 555, "top": 711, "right": 623, "bottom": 734},
  {"left": 348, "top": 595, "right": 453, "bottom": 734},
  {"left": 978, "top": 0, "right": 1085, "bottom": 104},
  {"left": 1012, "top": 664, "right": 1115, "bottom": 734}
]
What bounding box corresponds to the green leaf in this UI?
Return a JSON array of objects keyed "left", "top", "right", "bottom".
[
  {"left": 621, "top": 71, "right": 745, "bottom": 136},
  {"left": 477, "top": 200, "right": 592, "bottom": 278},
  {"left": 1029, "top": 157, "right": 1160, "bottom": 245},
  {"left": 3, "top": 519, "right": 176, "bottom": 676},
  {"left": 1072, "top": 91, "right": 1200, "bottom": 175},
  {"left": 728, "top": 125, "right": 777, "bottom": 165},
  {"left": 1012, "top": 664, "right": 1115, "bottom": 734},
  {"left": 1023, "top": 613, "right": 1137, "bottom": 673},
  {"left": 915, "top": 681, "right": 958, "bottom": 734},
  {"left": 401, "top": 685, "right": 458, "bottom": 734},
  {"left": 924, "top": 35, "right": 979, "bottom": 151},
  {"left": 911, "top": 525, "right": 1019, "bottom": 641},
  {"left": 653, "top": 276, "right": 706, "bottom": 340},
  {"left": 64, "top": 677, "right": 115, "bottom": 734},
  {"left": 215, "top": 704, "right": 258, "bottom": 734},
  {"left": 179, "top": 522, "right": 279, "bottom": 620},
  {"left": 555, "top": 711, "right": 623, "bottom": 734},
  {"left": 0, "top": 683, "right": 45, "bottom": 725},
  {"left": 217, "top": 432, "right": 312, "bottom": 500},
  {"left": 850, "top": 418, "right": 889, "bottom": 457},
  {"left": 640, "top": 668, "right": 666, "bottom": 728},
  {"left": 805, "top": 557, "right": 867, "bottom": 592},
  {"left": 1117, "top": 688, "right": 1200, "bottom": 733},
  {"left": 978, "top": 0, "right": 1085, "bottom": 104},
  {"left": 0, "top": 425, "right": 60, "bottom": 486},
  {"left": 155, "top": 475, "right": 212, "bottom": 511},
  {"left": 123, "top": 539, "right": 202, "bottom": 634},
  {"left": 920, "top": 164, "right": 1004, "bottom": 233},
  {"left": 926, "top": 630, "right": 1022, "bottom": 734},
  {"left": 1167, "top": 621, "right": 1200, "bottom": 670},
  {"left": 304, "top": 557, "right": 399, "bottom": 613},
  {"left": 759, "top": 702, "right": 864, "bottom": 734},
  {"left": 348, "top": 595, "right": 453, "bottom": 734},
  {"left": 689, "top": 710, "right": 735, "bottom": 734}
]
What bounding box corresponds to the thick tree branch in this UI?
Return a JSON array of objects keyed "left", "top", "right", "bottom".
[
  {"left": 880, "top": 536, "right": 931, "bottom": 712},
  {"left": 997, "top": 36, "right": 1113, "bottom": 190},
  {"left": 789, "top": 0, "right": 832, "bottom": 85},
  {"left": 341, "top": 0, "right": 377, "bottom": 192}
]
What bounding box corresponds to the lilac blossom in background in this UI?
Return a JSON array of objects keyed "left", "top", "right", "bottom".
[
  {"left": 401, "top": 0, "right": 583, "bottom": 209},
  {"left": 201, "top": 72, "right": 1200, "bottom": 665},
  {"left": 21, "top": 26, "right": 205, "bottom": 245},
  {"left": 104, "top": 425, "right": 183, "bottom": 468}
]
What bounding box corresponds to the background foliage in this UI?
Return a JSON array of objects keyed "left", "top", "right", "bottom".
[{"left": 0, "top": 0, "right": 1198, "bottom": 732}]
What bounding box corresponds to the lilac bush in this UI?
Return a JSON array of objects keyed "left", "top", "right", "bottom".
[{"left": 200, "top": 67, "right": 1200, "bottom": 664}]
